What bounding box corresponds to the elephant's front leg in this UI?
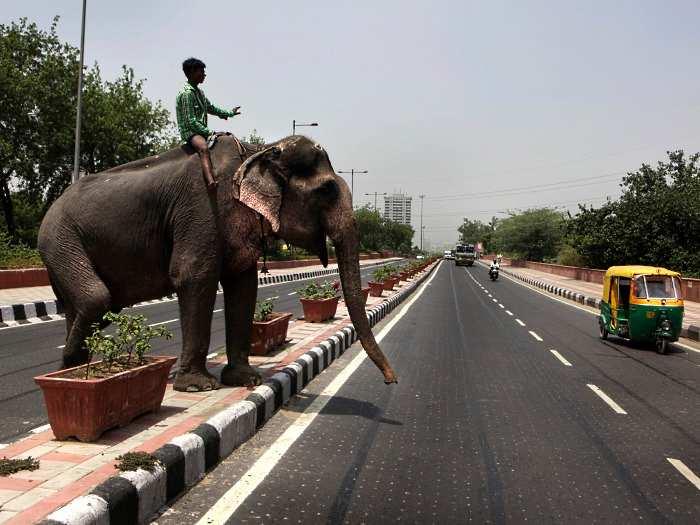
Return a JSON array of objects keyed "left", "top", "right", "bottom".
[
  {"left": 220, "top": 265, "right": 263, "bottom": 387},
  {"left": 173, "top": 280, "right": 221, "bottom": 392}
]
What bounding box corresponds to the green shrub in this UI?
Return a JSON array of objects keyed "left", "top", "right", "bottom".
[
  {"left": 297, "top": 281, "right": 338, "bottom": 300},
  {"left": 0, "top": 230, "right": 43, "bottom": 269},
  {"left": 254, "top": 296, "right": 277, "bottom": 322}
]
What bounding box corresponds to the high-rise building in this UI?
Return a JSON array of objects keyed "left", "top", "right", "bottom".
[{"left": 383, "top": 193, "right": 412, "bottom": 225}]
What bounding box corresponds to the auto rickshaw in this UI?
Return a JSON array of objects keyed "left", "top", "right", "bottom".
[{"left": 598, "top": 266, "right": 684, "bottom": 353}]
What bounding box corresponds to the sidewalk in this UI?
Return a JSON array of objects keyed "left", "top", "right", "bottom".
[
  {"left": 0, "top": 263, "right": 435, "bottom": 524},
  {"left": 500, "top": 263, "right": 700, "bottom": 340}
]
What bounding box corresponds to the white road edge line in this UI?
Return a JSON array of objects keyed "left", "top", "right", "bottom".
[
  {"left": 30, "top": 424, "right": 51, "bottom": 434},
  {"left": 529, "top": 331, "right": 543, "bottom": 342},
  {"left": 550, "top": 349, "right": 572, "bottom": 366},
  {"left": 667, "top": 458, "right": 700, "bottom": 491},
  {"left": 288, "top": 291, "right": 297, "bottom": 296},
  {"left": 587, "top": 384, "right": 627, "bottom": 414},
  {"left": 194, "top": 261, "right": 443, "bottom": 524},
  {"left": 516, "top": 319, "right": 526, "bottom": 327}
]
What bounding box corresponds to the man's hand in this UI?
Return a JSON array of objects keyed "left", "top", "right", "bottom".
[{"left": 232, "top": 106, "right": 242, "bottom": 116}]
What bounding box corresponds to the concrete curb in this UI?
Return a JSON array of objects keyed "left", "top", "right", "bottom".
[
  {"left": 38, "top": 262, "right": 439, "bottom": 525},
  {"left": 500, "top": 265, "right": 700, "bottom": 342},
  {"left": 0, "top": 260, "right": 399, "bottom": 328}
]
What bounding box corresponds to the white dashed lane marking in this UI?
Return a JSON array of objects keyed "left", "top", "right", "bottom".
[
  {"left": 667, "top": 458, "right": 700, "bottom": 491},
  {"left": 529, "top": 331, "right": 543, "bottom": 342},
  {"left": 505, "top": 310, "right": 513, "bottom": 316},
  {"left": 550, "top": 349, "right": 572, "bottom": 366},
  {"left": 516, "top": 319, "right": 526, "bottom": 327},
  {"left": 587, "top": 384, "right": 627, "bottom": 414},
  {"left": 498, "top": 303, "right": 505, "bottom": 309}
]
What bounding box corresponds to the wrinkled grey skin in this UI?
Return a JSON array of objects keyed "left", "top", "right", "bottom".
[{"left": 38, "top": 135, "right": 397, "bottom": 391}]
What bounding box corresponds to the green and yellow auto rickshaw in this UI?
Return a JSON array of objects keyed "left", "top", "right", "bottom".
[{"left": 599, "top": 266, "right": 684, "bottom": 354}]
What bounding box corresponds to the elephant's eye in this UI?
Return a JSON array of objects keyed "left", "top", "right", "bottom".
[{"left": 315, "top": 180, "right": 339, "bottom": 201}]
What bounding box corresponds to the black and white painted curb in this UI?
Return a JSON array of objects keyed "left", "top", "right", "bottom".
[
  {"left": 39, "top": 262, "right": 438, "bottom": 525},
  {"left": 499, "top": 265, "right": 700, "bottom": 342},
  {"left": 0, "top": 259, "right": 400, "bottom": 329}
]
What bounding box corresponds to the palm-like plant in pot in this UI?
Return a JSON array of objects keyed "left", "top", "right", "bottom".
[
  {"left": 298, "top": 281, "right": 340, "bottom": 322},
  {"left": 34, "top": 313, "right": 175, "bottom": 442},
  {"left": 250, "top": 296, "right": 292, "bottom": 356},
  {"left": 369, "top": 267, "right": 388, "bottom": 297}
]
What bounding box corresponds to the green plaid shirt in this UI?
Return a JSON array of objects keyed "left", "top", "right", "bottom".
[{"left": 175, "top": 82, "right": 236, "bottom": 142}]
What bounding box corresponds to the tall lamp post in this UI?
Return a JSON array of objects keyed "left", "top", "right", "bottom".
[
  {"left": 337, "top": 169, "right": 367, "bottom": 207},
  {"left": 292, "top": 120, "right": 318, "bottom": 135},
  {"left": 364, "top": 192, "right": 387, "bottom": 213},
  {"left": 419, "top": 194, "right": 425, "bottom": 252},
  {"left": 72, "top": 0, "right": 87, "bottom": 183}
]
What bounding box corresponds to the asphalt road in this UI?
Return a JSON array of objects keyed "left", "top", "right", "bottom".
[
  {"left": 0, "top": 262, "right": 394, "bottom": 444},
  {"left": 157, "top": 261, "right": 700, "bottom": 524}
]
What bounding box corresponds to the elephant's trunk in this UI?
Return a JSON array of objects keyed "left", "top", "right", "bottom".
[{"left": 332, "top": 225, "right": 397, "bottom": 384}]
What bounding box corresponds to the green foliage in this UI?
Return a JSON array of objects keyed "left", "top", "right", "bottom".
[
  {"left": 244, "top": 129, "right": 266, "bottom": 146},
  {"left": 0, "top": 17, "right": 177, "bottom": 243},
  {"left": 458, "top": 218, "right": 496, "bottom": 252},
  {"left": 491, "top": 208, "right": 567, "bottom": 261},
  {"left": 567, "top": 150, "right": 700, "bottom": 276},
  {"left": 254, "top": 296, "right": 277, "bottom": 322},
  {"left": 556, "top": 243, "right": 586, "bottom": 267},
  {"left": 297, "top": 281, "right": 338, "bottom": 300},
  {"left": 84, "top": 312, "right": 172, "bottom": 377},
  {"left": 372, "top": 266, "right": 390, "bottom": 282},
  {"left": 0, "top": 456, "right": 40, "bottom": 476},
  {"left": 115, "top": 451, "right": 161, "bottom": 473},
  {"left": 0, "top": 230, "right": 42, "bottom": 268},
  {"left": 354, "top": 206, "right": 414, "bottom": 254}
]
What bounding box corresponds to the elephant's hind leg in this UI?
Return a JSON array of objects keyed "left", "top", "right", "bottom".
[{"left": 51, "top": 261, "right": 113, "bottom": 368}]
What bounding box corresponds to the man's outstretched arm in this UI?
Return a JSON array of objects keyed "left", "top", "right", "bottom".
[{"left": 206, "top": 97, "right": 239, "bottom": 119}]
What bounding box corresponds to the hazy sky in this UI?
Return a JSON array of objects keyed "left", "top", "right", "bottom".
[{"left": 5, "top": 1, "right": 700, "bottom": 248}]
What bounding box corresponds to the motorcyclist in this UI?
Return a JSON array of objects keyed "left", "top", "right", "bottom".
[{"left": 489, "top": 259, "right": 500, "bottom": 277}]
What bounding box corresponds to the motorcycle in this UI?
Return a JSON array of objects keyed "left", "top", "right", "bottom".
[{"left": 489, "top": 266, "right": 499, "bottom": 281}]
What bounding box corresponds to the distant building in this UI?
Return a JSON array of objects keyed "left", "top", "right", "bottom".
[{"left": 383, "top": 193, "right": 412, "bottom": 225}]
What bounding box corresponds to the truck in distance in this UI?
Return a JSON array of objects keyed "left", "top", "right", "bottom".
[{"left": 454, "top": 244, "right": 476, "bottom": 266}]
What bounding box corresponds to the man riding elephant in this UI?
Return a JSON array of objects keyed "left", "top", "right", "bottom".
[
  {"left": 38, "top": 134, "right": 398, "bottom": 391},
  {"left": 176, "top": 57, "right": 241, "bottom": 191}
]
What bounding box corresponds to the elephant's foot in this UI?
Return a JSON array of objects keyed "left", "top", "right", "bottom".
[
  {"left": 173, "top": 368, "right": 221, "bottom": 392},
  {"left": 62, "top": 347, "right": 89, "bottom": 369},
  {"left": 220, "top": 363, "right": 263, "bottom": 387}
]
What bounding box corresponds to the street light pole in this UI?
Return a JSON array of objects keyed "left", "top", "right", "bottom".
[
  {"left": 337, "top": 169, "right": 367, "bottom": 207},
  {"left": 72, "top": 0, "right": 87, "bottom": 184},
  {"left": 419, "top": 194, "right": 425, "bottom": 251},
  {"left": 364, "top": 192, "right": 387, "bottom": 213},
  {"left": 292, "top": 120, "right": 318, "bottom": 135}
]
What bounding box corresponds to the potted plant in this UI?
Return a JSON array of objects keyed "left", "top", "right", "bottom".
[
  {"left": 368, "top": 267, "right": 387, "bottom": 297},
  {"left": 34, "top": 313, "right": 175, "bottom": 442},
  {"left": 250, "top": 296, "right": 293, "bottom": 356},
  {"left": 298, "top": 281, "right": 340, "bottom": 322}
]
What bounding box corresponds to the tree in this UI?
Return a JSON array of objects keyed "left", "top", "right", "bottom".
[
  {"left": 0, "top": 17, "right": 177, "bottom": 245},
  {"left": 244, "top": 129, "right": 265, "bottom": 146},
  {"left": 568, "top": 150, "right": 700, "bottom": 276},
  {"left": 381, "top": 219, "right": 414, "bottom": 253},
  {"left": 354, "top": 206, "right": 384, "bottom": 252},
  {"left": 492, "top": 208, "right": 566, "bottom": 261},
  {"left": 457, "top": 218, "right": 495, "bottom": 252}
]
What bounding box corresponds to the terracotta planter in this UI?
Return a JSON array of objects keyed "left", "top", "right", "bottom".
[
  {"left": 250, "top": 312, "right": 293, "bottom": 356},
  {"left": 34, "top": 355, "right": 177, "bottom": 442},
  {"left": 362, "top": 286, "right": 370, "bottom": 305},
  {"left": 399, "top": 272, "right": 410, "bottom": 281},
  {"left": 382, "top": 278, "right": 394, "bottom": 291},
  {"left": 300, "top": 296, "right": 340, "bottom": 323},
  {"left": 368, "top": 281, "right": 385, "bottom": 297}
]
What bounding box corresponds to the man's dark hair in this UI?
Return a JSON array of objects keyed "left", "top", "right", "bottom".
[{"left": 182, "top": 57, "right": 206, "bottom": 77}]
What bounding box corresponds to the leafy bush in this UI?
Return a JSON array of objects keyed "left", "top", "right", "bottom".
[
  {"left": 83, "top": 312, "right": 172, "bottom": 378},
  {"left": 0, "top": 230, "right": 43, "bottom": 268},
  {"left": 297, "top": 281, "right": 338, "bottom": 300},
  {"left": 372, "top": 266, "right": 390, "bottom": 282},
  {"left": 254, "top": 296, "right": 278, "bottom": 322}
]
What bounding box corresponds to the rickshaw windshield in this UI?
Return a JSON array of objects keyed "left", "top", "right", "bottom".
[{"left": 637, "top": 275, "right": 680, "bottom": 299}]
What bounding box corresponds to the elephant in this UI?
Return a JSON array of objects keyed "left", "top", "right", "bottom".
[{"left": 37, "top": 135, "right": 397, "bottom": 391}]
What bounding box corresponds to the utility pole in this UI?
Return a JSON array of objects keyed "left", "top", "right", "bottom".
[
  {"left": 364, "top": 192, "right": 387, "bottom": 213},
  {"left": 292, "top": 120, "right": 318, "bottom": 135},
  {"left": 72, "top": 0, "right": 87, "bottom": 183},
  {"left": 338, "top": 169, "right": 367, "bottom": 207},
  {"left": 419, "top": 194, "right": 425, "bottom": 252}
]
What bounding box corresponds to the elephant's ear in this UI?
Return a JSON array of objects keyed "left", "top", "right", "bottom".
[{"left": 234, "top": 146, "right": 286, "bottom": 232}]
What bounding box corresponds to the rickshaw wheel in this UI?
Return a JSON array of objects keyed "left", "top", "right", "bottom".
[
  {"left": 598, "top": 318, "right": 608, "bottom": 340},
  {"left": 655, "top": 339, "right": 668, "bottom": 355}
]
